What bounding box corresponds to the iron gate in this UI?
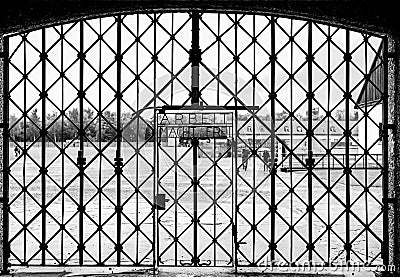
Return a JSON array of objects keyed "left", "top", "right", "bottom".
[
  {"left": 156, "top": 110, "right": 234, "bottom": 266},
  {"left": 2, "top": 11, "right": 389, "bottom": 270}
]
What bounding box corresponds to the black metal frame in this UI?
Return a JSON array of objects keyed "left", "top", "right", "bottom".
[
  {"left": 198, "top": 14, "right": 388, "bottom": 267},
  {"left": 155, "top": 108, "right": 235, "bottom": 267},
  {"left": 2, "top": 36, "right": 10, "bottom": 273},
  {"left": 1, "top": 11, "right": 389, "bottom": 271}
]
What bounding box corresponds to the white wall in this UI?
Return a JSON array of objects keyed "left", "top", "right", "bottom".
[{"left": 358, "top": 104, "right": 382, "bottom": 155}]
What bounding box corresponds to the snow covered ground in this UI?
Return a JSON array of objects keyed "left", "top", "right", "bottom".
[{"left": 7, "top": 145, "right": 383, "bottom": 266}]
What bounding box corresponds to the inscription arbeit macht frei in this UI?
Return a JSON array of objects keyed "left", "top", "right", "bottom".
[{"left": 157, "top": 112, "right": 233, "bottom": 139}]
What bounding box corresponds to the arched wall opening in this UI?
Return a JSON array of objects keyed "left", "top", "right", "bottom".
[{"left": 0, "top": 7, "right": 397, "bottom": 275}]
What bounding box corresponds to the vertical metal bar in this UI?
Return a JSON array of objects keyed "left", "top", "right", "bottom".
[
  {"left": 190, "top": 11, "right": 201, "bottom": 266},
  {"left": 233, "top": 113, "right": 237, "bottom": 271},
  {"left": 23, "top": 32, "right": 27, "bottom": 264},
  {"left": 345, "top": 29, "right": 351, "bottom": 263},
  {"left": 363, "top": 34, "right": 369, "bottom": 261},
  {"left": 174, "top": 135, "right": 178, "bottom": 266},
  {"left": 252, "top": 14, "right": 256, "bottom": 265},
  {"left": 171, "top": 14, "right": 175, "bottom": 106},
  {"left": 234, "top": 12, "right": 240, "bottom": 268},
  {"left": 192, "top": 138, "right": 198, "bottom": 266},
  {"left": 60, "top": 24, "right": 65, "bottom": 265},
  {"left": 232, "top": 13, "right": 238, "bottom": 271},
  {"left": 41, "top": 27, "right": 47, "bottom": 265},
  {"left": 233, "top": 14, "right": 240, "bottom": 268},
  {"left": 213, "top": 137, "right": 216, "bottom": 266},
  {"left": 289, "top": 18, "right": 294, "bottom": 263},
  {"left": 135, "top": 14, "right": 140, "bottom": 265},
  {"left": 217, "top": 14, "right": 220, "bottom": 106},
  {"left": 154, "top": 105, "right": 158, "bottom": 268},
  {"left": 153, "top": 12, "right": 159, "bottom": 269},
  {"left": 2, "top": 36, "right": 10, "bottom": 274},
  {"left": 78, "top": 20, "right": 85, "bottom": 266},
  {"left": 98, "top": 18, "right": 102, "bottom": 265},
  {"left": 382, "top": 36, "right": 389, "bottom": 265},
  {"left": 307, "top": 21, "right": 313, "bottom": 263},
  {"left": 327, "top": 26, "right": 331, "bottom": 264},
  {"left": 115, "top": 14, "right": 122, "bottom": 266},
  {"left": 191, "top": 11, "right": 200, "bottom": 105},
  {"left": 171, "top": 14, "right": 177, "bottom": 266},
  {"left": 270, "top": 16, "right": 276, "bottom": 262}
]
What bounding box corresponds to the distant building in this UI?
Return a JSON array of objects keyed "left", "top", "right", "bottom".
[
  {"left": 355, "top": 42, "right": 384, "bottom": 155},
  {"left": 238, "top": 119, "right": 359, "bottom": 156}
]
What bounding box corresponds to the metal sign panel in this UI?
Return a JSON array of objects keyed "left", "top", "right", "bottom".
[{"left": 157, "top": 112, "right": 233, "bottom": 139}]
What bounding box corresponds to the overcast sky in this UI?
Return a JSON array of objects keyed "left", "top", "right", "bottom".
[{"left": 7, "top": 13, "right": 383, "bottom": 121}]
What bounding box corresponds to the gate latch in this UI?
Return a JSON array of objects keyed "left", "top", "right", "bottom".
[
  {"left": 154, "top": 194, "right": 170, "bottom": 210},
  {"left": 379, "top": 123, "right": 395, "bottom": 140}
]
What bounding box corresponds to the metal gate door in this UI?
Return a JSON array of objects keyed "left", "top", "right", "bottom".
[
  {"left": 2, "top": 11, "right": 389, "bottom": 271},
  {"left": 156, "top": 111, "right": 234, "bottom": 266}
]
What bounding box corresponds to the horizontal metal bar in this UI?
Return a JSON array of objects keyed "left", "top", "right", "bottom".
[
  {"left": 384, "top": 123, "right": 395, "bottom": 130},
  {"left": 158, "top": 124, "right": 232, "bottom": 127},
  {"left": 160, "top": 105, "right": 259, "bottom": 113},
  {"left": 382, "top": 198, "right": 395, "bottom": 204},
  {"left": 385, "top": 51, "right": 396, "bottom": 59}
]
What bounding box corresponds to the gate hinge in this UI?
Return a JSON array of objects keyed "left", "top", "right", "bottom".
[
  {"left": 0, "top": 52, "right": 8, "bottom": 59},
  {"left": 379, "top": 123, "right": 395, "bottom": 140},
  {"left": 0, "top": 197, "right": 8, "bottom": 204},
  {"left": 385, "top": 52, "right": 396, "bottom": 59},
  {"left": 384, "top": 123, "right": 395, "bottom": 130},
  {"left": 381, "top": 240, "right": 389, "bottom": 260},
  {"left": 382, "top": 197, "right": 395, "bottom": 205}
]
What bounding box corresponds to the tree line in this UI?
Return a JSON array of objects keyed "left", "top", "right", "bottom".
[
  {"left": 9, "top": 108, "right": 154, "bottom": 142},
  {"left": 9, "top": 107, "right": 358, "bottom": 142}
]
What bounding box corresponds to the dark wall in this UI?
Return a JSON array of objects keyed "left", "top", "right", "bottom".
[{"left": 0, "top": 0, "right": 398, "bottom": 36}]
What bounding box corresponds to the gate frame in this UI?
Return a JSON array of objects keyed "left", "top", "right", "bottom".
[
  {"left": 154, "top": 107, "right": 236, "bottom": 268},
  {"left": 0, "top": 10, "right": 395, "bottom": 274}
]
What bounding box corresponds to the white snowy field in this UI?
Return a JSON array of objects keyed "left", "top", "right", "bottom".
[{"left": 7, "top": 145, "right": 383, "bottom": 266}]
